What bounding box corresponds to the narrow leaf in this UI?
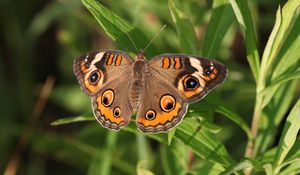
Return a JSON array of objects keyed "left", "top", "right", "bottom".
[
  {"left": 230, "top": 0, "right": 260, "bottom": 82},
  {"left": 203, "top": 0, "right": 235, "bottom": 58},
  {"left": 220, "top": 158, "right": 263, "bottom": 175},
  {"left": 215, "top": 105, "right": 252, "bottom": 139},
  {"left": 175, "top": 118, "right": 235, "bottom": 167},
  {"left": 81, "top": 0, "right": 157, "bottom": 56},
  {"left": 137, "top": 160, "right": 155, "bottom": 175},
  {"left": 273, "top": 99, "right": 300, "bottom": 171},
  {"left": 168, "top": 0, "right": 198, "bottom": 54},
  {"left": 51, "top": 115, "right": 94, "bottom": 126}
]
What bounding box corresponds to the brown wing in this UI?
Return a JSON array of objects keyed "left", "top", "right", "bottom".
[
  {"left": 73, "top": 50, "right": 133, "bottom": 131},
  {"left": 92, "top": 76, "right": 133, "bottom": 131},
  {"left": 148, "top": 54, "right": 227, "bottom": 102},
  {"left": 136, "top": 69, "right": 188, "bottom": 133},
  {"left": 73, "top": 50, "right": 134, "bottom": 96}
]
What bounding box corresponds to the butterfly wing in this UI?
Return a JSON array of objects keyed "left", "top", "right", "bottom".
[
  {"left": 136, "top": 69, "right": 188, "bottom": 133},
  {"left": 136, "top": 54, "right": 227, "bottom": 133},
  {"left": 73, "top": 50, "right": 134, "bottom": 130},
  {"left": 73, "top": 50, "right": 134, "bottom": 96},
  {"left": 148, "top": 54, "right": 228, "bottom": 102}
]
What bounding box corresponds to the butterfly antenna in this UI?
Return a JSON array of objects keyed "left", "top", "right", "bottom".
[
  {"left": 125, "top": 30, "right": 139, "bottom": 53},
  {"left": 119, "top": 22, "right": 139, "bottom": 53},
  {"left": 143, "top": 24, "right": 166, "bottom": 52}
]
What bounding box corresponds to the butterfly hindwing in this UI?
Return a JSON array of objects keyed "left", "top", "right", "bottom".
[{"left": 136, "top": 70, "right": 188, "bottom": 133}]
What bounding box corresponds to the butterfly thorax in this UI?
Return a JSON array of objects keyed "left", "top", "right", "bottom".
[{"left": 130, "top": 58, "right": 148, "bottom": 110}]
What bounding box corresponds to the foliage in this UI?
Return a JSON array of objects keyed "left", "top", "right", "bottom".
[{"left": 0, "top": 0, "right": 299, "bottom": 174}]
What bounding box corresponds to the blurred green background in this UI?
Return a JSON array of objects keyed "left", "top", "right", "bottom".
[{"left": 0, "top": 0, "right": 299, "bottom": 174}]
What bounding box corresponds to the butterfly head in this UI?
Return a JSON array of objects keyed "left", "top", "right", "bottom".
[{"left": 136, "top": 50, "right": 146, "bottom": 60}]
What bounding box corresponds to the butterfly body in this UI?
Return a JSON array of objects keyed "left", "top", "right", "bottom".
[{"left": 74, "top": 50, "right": 227, "bottom": 133}]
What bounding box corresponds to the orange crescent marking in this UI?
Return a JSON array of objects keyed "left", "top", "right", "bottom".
[
  {"left": 209, "top": 73, "right": 216, "bottom": 79},
  {"left": 162, "top": 57, "right": 170, "bottom": 69},
  {"left": 80, "top": 62, "right": 89, "bottom": 73},
  {"left": 183, "top": 87, "right": 202, "bottom": 98},
  {"left": 202, "top": 75, "right": 212, "bottom": 81},
  {"left": 209, "top": 68, "right": 218, "bottom": 79},
  {"left": 96, "top": 97, "right": 125, "bottom": 124},
  {"left": 174, "top": 57, "right": 182, "bottom": 69},
  {"left": 137, "top": 103, "right": 182, "bottom": 126},
  {"left": 106, "top": 53, "right": 114, "bottom": 65},
  {"left": 115, "top": 55, "right": 122, "bottom": 66},
  {"left": 213, "top": 68, "right": 218, "bottom": 74},
  {"left": 84, "top": 81, "right": 100, "bottom": 94}
]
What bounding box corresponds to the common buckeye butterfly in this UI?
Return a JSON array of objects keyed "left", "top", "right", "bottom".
[{"left": 73, "top": 49, "right": 227, "bottom": 133}]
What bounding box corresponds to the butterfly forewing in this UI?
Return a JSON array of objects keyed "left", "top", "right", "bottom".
[{"left": 148, "top": 54, "right": 228, "bottom": 103}]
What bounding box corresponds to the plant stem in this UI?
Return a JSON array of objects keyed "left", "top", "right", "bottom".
[
  {"left": 4, "top": 76, "right": 55, "bottom": 175},
  {"left": 245, "top": 98, "right": 262, "bottom": 158}
]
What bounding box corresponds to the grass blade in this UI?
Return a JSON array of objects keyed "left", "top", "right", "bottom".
[
  {"left": 51, "top": 115, "right": 94, "bottom": 125},
  {"left": 168, "top": 0, "right": 198, "bottom": 54},
  {"left": 81, "top": 0, "right": 157, "bottom": 56},
  {"left": 136, "top": 160, "right": 154, "bottom": 175},
  {"left": 220, "top": 158, "right": 263, "bottom": 175},
  {"left": 202, "top": 0, "right": 235, "bottom": 57},
  {"left": 175, "top": 118, "right": 235, "bottom": 167},
  {"left": 215, "top": 105, "right": 252, "bottom": 139},
  {"left": 255, "top": 81, "right": 297, "bottom": 155},
  {"left": 279, "top": 160, "right": 300, "bottom": 175},
  {"left": 230, "top": 0, "right": 260, "bottom": 82},
  {"left": 273, "top": 99, "right": 300, "bottom": 172}
]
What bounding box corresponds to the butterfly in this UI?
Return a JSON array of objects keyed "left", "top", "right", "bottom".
[{"left": 73, "top": 50, "right": 227, "bottom": 133}]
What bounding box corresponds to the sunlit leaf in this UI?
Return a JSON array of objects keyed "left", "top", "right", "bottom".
[
  {"left": 168, "top": 0, "right": 198, "bottom": 54},
  {"left": 81, "top": 0, "right": 157, "bottom": 56},
  {"left": 203, "top": 0, "right": 234, "bottom": 58},
  {"left": 273, "top": 99, "right": 300, "bottom": 172},
  {"left": 220, "top": 158, "right": 263, "bottom": 175},
  {"left": 230, "top": 0, "right": 260, "bottom": 82}
]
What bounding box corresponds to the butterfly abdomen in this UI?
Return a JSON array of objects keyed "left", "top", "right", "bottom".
[
  {"left": 130, "top": 60, "right": 148, "bottom": 110},
  {"left": 130, "top": 80, "right": 143, "bottom": 110}
]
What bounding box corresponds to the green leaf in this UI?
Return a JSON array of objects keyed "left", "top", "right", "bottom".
[
  {"left": 160, "top": 143, "right": 187, "bottom": 175},
  {"left": 27, "top": 0, "right": 81, "bottom": 43},
  {"left": 271, "top": 15, "right": 300, "bottom": 79},
  {"left": 168, "top": 0, "right": 198, "bottom": 54},
  {"left": 81, "top": 0, "right": 157, "bottom": 56},
  {"left": 255, "top": 81, "right": 298, "bottom": 155},
  {"left": 260, "top": 10, "right": 300, "bottom": 108},
  {"left": 167, "top": 128, "right": 176, "bottom": 145},
  {"left": 273, "top": 99, "right": 300, "bottom": 172},
  {"left": 51, "top": 115, "right": 94, "bottom": 126},
  {"left": 98, "top": 132, "right": 118, "bottom": 175},
  {"left": 263, "top": 163, "right": 273, "bottom": 175},
  {"left": 220, "top": 158, "right": 264, "bottom": 175},
  {"left": 215, "top": 105, "right": 252, "bottom": 139},
  {"left": 258, "top": 0, "right": 300, "bottom": 94},
  {"left": 202, "top": 0, "right": 235, "bottom": 58},
  {"left": 174, "top": 118, "right": 235, "bottom": 167},
  {"left": 279, "top": 160, "right": 300, "bottom": 175},
  {"left": 195, "top": 162, "right": 226, "bottom": 175},
  {"left": 230, "top": 0, "right": 260, "bottom": 82},
  {"left": 261, "top": 69, "right": 300, "bottom": 96},
  {"left": 276, "top": 158, "right": 300, "bottom": 174},
  {"left": 136, "top": 133, "right": 153, "bottom": 163},
  {"left": 201, "top": 98, "right": 251, "bottom": 138},
  {"left": 137, "top": 160, "right": 155, "bottom": 175}
]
